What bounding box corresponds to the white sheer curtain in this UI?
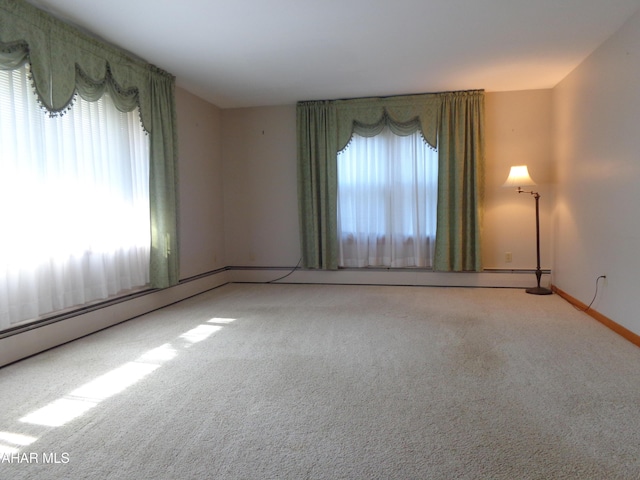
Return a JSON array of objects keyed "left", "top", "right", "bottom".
[
  {"left": 0, "top": 64, "right": 150, "bottom": 329},
  {"left": 337, "top": 126, "right": 438, "bottom": 268}
]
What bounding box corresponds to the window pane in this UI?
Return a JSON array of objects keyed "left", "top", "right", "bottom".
[{"left": 337, "top": 126, "right": 438, "bottom": 268}]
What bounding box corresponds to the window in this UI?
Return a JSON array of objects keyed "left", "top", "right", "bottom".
[
  {"left": 0, "top": 63, "right": 150, "bottom": 330},
  {"left": 337, "top": 126, "right": 438, "bottom": 268}
]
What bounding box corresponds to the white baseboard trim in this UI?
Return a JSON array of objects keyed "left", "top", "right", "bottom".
[
  {"left": 0, "top": 269, "right": 230, "bottom": 368},
  {"left": 229, "top": 267, "right": 549, "bottom": 289}
]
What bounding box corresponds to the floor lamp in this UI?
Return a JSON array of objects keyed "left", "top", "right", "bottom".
[{"left": 503, "top": 166, "right": 552, "bottom": 295}]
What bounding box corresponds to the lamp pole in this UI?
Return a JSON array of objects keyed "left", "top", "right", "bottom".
[{"left": 518, "top": 188, "right": 552, "bottom": 295}]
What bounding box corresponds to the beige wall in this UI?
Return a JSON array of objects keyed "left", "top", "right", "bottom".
[
  {"left": 484, "top": 90, "right": 554, "bottom": 270},
  {"left": 220, "top": 92, "right": 555, "bottom": 276},
  {"left": 176, "top": 87, "right": 226, "bottom": 279},
  {"left": 553, "top": 8, "right": 640, "bottom": 335},
  {"left": 221, "top": 106, "right": 300, "bottom": 267}
]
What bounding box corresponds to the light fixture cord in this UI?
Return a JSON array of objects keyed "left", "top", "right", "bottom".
[
  {"left": 583, "top": 275, "right": 607, "bottom": 312},
  {"left": 268, "top": 257, "right": 303, "bottom": 283}
]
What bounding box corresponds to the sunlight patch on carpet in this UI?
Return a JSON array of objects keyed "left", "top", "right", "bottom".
[
  {"left": 209, "top": 317, "right": 236, "bottom": 324},
  {"left": 179, "top": 325, "right": 223, "bottom": 345},
  {"left": 19, "top": 397, "right": 97, "bottom": 427},
  {"left": 138, "top": 343, "right": 178, "bottom": 363},
  {"left": 10, "top": 317, "right": 233, "bottom": 443},
  {"left": 0, "top": 431, "right": 37, "bottom": 455}
]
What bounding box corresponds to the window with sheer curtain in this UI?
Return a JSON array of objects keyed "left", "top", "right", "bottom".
[
  {"left": 337, "top": 125, "right": 438, "bottom": 268},
  {"left": 0, "top": 63, "right": 151, "bottom": 330}
]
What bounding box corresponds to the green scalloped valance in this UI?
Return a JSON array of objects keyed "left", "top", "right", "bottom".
[
  {"left": 0, "top": 0, "right": 166, "bottom": 128},
  {"left": 0, "top": 0, "right": 179, "bottom": 288},
  {"left": 335, "top": 93, "right": 440, "bottom": 151}
]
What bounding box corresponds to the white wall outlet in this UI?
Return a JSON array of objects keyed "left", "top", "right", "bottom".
[{"left": 505, "top": 252, "right": 513, "bottom": 263}]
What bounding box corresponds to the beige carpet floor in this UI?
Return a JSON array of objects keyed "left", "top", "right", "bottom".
[{"left": 0, "top": 283, "right": 639, "bottom": 479}]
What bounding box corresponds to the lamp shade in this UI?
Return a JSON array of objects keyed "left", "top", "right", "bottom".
[{"left": 503, "top": 165, "right": 536, "bottom": 188}]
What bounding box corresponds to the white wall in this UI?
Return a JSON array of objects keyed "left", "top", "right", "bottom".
[{"left": 553, "top": 9, "right": 640, "bottom": 335}]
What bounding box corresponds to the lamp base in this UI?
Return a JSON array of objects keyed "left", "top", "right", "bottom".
[{"left": 526, "top": 286, "right": 553, "bottom": 295}]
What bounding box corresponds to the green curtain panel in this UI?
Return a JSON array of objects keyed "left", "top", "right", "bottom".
[
  {"left": 296, "top": 101, "right": 340, "bottom": 269},
  {"left": 0, "top": 0, "right": 179, "bottom": 288},
  {"left": 433, "top": 91, "right": 484, "bottom": 272},
  {"left": 296, "top": 91, "right": 484, "bottom": 272},
  {"left": 148, "top": 70, "right": 180, "bottom": 287}
]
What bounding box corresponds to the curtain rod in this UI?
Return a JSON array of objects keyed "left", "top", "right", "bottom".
[{"left": 298, "top": 89, "right": 484, "bottom": 105}]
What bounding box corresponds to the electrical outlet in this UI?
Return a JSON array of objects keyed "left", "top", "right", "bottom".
[{"left": 505, "top": 252, "right": 513, "bottom": 263}]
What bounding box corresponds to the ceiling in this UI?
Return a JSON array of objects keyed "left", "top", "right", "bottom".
[{"left": 25, "top": 0, "right": 640, "bottom": 108}]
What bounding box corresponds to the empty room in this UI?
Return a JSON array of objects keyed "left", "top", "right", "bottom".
[{"left": 1, "top": 0, "right": 640, "bottom": 478}]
